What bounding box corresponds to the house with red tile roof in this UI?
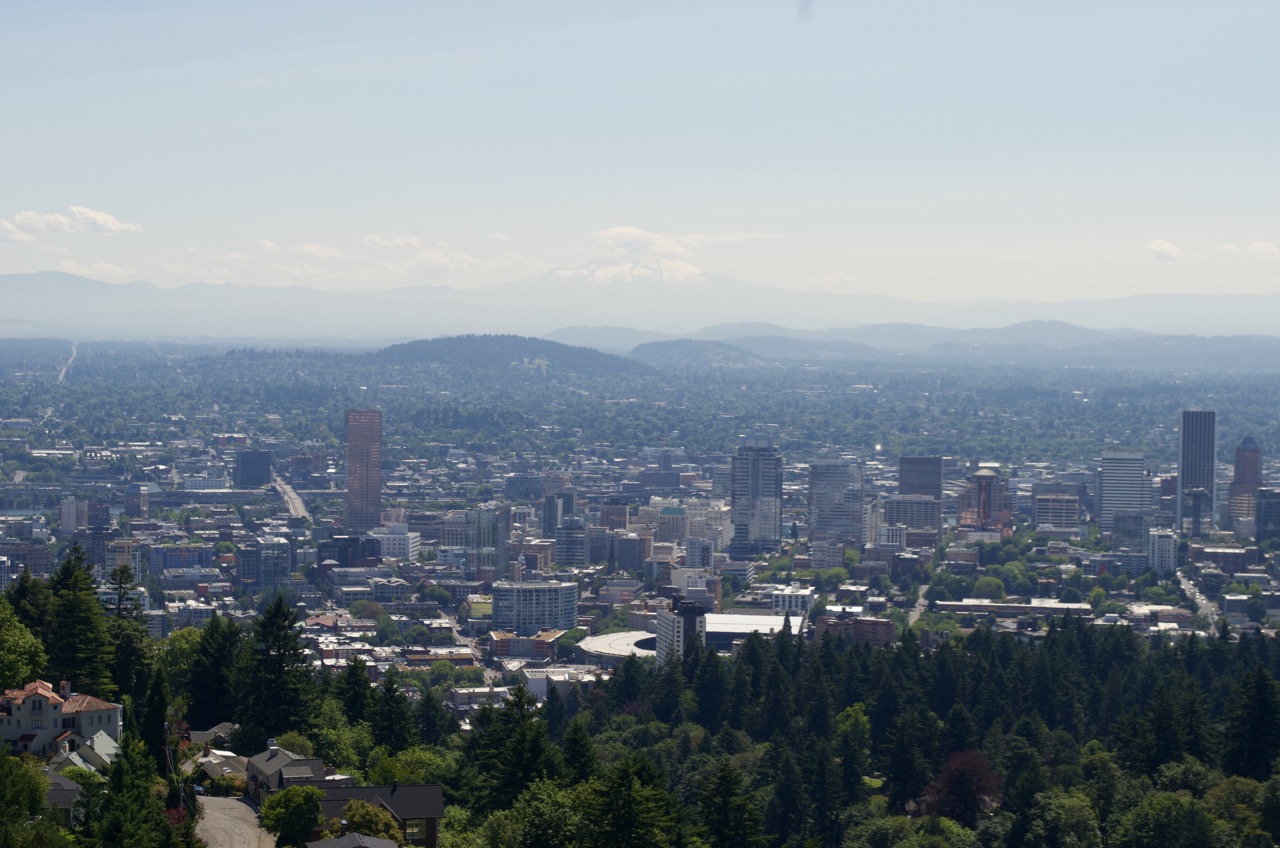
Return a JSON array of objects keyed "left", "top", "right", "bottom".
[{"left": 0, "top": 680, "right": 123, "bottom": 756}]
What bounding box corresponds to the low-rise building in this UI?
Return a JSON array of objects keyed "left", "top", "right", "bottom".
[{"left": 1, "top": 680, "right": 123, "bottom": 756}]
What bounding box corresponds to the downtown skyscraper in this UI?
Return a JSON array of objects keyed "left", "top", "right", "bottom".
[
  {"left": 1177, "top": 409, "right": 1216, "bottom": 535},
  {"left": 730, "top": 437, "right": 783, "bottom": 559},
  {"left": 344, "top": 408, "right": 383, "bottom": 532}
]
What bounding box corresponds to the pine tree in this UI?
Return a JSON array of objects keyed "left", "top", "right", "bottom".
[
  {"left": 561, "top": 714, "right": 598, "bottom": 785},
  {"left": 541, "top": 683, "right": 567, "bottom": 741},
  {"left": 368, "top": 677, "right": 415, "bottom": 752},
  {"left": 415, "top": 688, "right": 458, "bottom": 746},
  {"left": 89, "top": 732, "right": 182, "bottom": 848},
  {"left": 47, "top": 545, "right": 114, "bottom": 697},
  {"left": 234, "top": 594, "right": 315, "bottom": 751},
  {"left": 141, "top": 669, "right": 172, "bottom": 776},
  {"left": 187, "top": 612, "right": 242, "bottom": 730},
  {"left": 699, "top": 758, "right": 765, "bottom": 848},
  {"left": 335, "top": 656, "right": 372, "bottom": 723},
  {"left": 5, "top": 567, "right": 54, "bottom": 648},
  {"left": 1223, "top": 666, "right": 1280, "bottom": 781}
]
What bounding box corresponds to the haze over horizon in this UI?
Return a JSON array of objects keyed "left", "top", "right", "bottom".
[{"left": 3, "top": 2, "right": 1279, "bottom": 303}]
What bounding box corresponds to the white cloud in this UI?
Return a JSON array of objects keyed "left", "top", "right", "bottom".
[
  {"left": 998, "top": 254, "right": 1032, "bottom": 263},
  {"left": 1218, "top": 244, "right": 1245, "bottom": 257},
  {"left": 489, "top": 233, "right": 510, "bottom": 241},
  {"left": 255, "top": 239, "right": 281, "bottom": 253},
  {"left": 590, "top": 226, "right": 781, "bottom": 259},
  {"left": 221, "top": 252, "right": 251, "bottom": 262},
  {"left": 363, "top": 233, "right": 421, "bottom": 249},
  {"left": 293, "top": 243, "right": 347, "bottom": 260},
  {"left": 56, "top": 259, "right": 134, "bottom": 280},
  {"left": 1144, "top": 239, "right": 1184, "bottom": 261},
  {"left": 0, "top": 205, "right": 142, "bottom": 242},
  {"left": 1249, "top": 242, "right": 1280, "bottom": 259}
]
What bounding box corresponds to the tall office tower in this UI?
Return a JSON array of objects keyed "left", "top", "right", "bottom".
[
  {"left": 344, "top": 409, "right": 383, "bottom": 532},
  {"left": 1177, "top": 410, "right": 1217, "bottom": 535},
  {"left": 957, "top": 468, "right": 1012, "bottom": 530},
  {"left": 1227, "top": 436, "right": 1264, "bottom": 531},
  {"left": 465, "top": 504, "right": 512, "bottom": 581},
  {"left": 899, "top": 456, "right": 944, "bottom": 501},
  {"left": 541, "top": 492, "right": 575, "bottom": 538},
  {"left": 1256, "top": 489, "right": 1280, "bottom": 545},
  {"left": 234, "top": 449, "right": 273, "bottom": 487},
  {"left": 555, "top": 515, "right": 587, "bottom": 567},
  {"left": 730, "top": 437, "right": 783, "bottom": 558},
  {"left": 1098, "top": 451, "right": 1150, "bottom": 531},
  {"left": 655, "top": 596, "right": 710, "bottom": 668},
  {"left": 808, "top": 460, "right": 861, "bottom": 543}
]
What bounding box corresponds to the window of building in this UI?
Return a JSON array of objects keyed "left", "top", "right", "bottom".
[
  {"left": 31, "top": 719, "right": 43, "bottom": 730},
  {"left": 404, "top": 820, "right": 424, "bottom": 840}
]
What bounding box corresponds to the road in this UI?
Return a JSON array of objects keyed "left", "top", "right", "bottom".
[
  {"left": 274, "top": 473, "right": 312, "bottom": 521},
  {"left": 57, "top": 343, "right": 77, "bottom": 383},
  {"left": 1179, "top": 572, "right": 1218, "bottom": 623},
  {"left": 908, "top": 586, "right": 929, "bottom": 625},
  {"left": 197, "top": 797, "right": 275, "bottom": 848}
]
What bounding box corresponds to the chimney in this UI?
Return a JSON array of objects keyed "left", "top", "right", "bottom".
[
  {"left": 59, "top": 680, "right": 71, "bottom": 699},
  {"left": 267, "top": 738, "right": 278, "bottom": 758}
]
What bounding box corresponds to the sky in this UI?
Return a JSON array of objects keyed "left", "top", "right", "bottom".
[{"left": 2, "top": 1, "right": 1278, "bottom": 301}]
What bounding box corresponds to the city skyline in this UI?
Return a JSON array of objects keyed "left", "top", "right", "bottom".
[{"left": 3, "top": 2, "right": 1279, "bottom": 302}]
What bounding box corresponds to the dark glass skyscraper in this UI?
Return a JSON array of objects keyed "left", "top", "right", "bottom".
[
  {"left": 730, "top": 437, "right": 783, "bottom": 558},
  {"left": 344, "top": 408, "right": 383, "bottom": 532},
  {"left": 1176, "top": 409, "right": 1216, "bottom": 535},
  {"left": 898, "top": 455, "right": 944, "bottom": 501}
]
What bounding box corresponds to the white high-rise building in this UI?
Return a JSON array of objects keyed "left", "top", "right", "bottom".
[
  {"left": 1148, "top": 529, "right": 1178, "bottom": 578},
  {"left": 1099, "top": 452, "right": 1149, "bottom": 531}
]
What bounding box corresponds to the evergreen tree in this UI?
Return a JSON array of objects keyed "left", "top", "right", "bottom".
[
  {"left": 47, "top": 545, "right": 114, "bottom": 697},
  {"left": 764, "top": 746, "right": 808, "bottom": 847},
  {"left": 589, "top": 756, "right": 681, "bottom": 848},
  {"left": 699, "top": 758, "right": 765, "bottom": 848},
  {"left": 89, "top": 732, "right": 183, "bottom": 848},
  {"left": 561, "top": 714, "right": 598, "bottom": 785},
  {"left": 335, "top": 656, "right": 372, "bottom": 723},
  {"left": 1223, "top": 666, "right": 1280, "bottom": 781},
  {"left": 234, "top": 594, "right": 315, "bottom": 751},
  {"left": 5, "top": 567, "right": 54, "bottom": 648},
  {"left": 368, "top": 676, "right": 415, "bottom": 752},
  {"left": 141, "top": 669, "right": 172, "bottom": 776},
  {"left": 187, "top": 612, "right": 242, "bottom": 730},
  {"left": 541, "top": 683, "right": 568, "bottom": 741},
  {"left": 108, "top": 617, "right": 154, "bottom": 708},
  {"left": 415, "top": 687, "right": 458, "bottom": 746},
  {"left": 463, "top": 685, "right": 564, "bottom": 814}
]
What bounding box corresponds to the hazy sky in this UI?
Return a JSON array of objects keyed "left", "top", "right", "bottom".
[{"left": 3, "top": 2, "right": 1278, "bottom": 301}]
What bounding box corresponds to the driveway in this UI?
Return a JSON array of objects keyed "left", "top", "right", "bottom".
[{"left": 197, "top": 796, "right": 276, "bottom": 848}]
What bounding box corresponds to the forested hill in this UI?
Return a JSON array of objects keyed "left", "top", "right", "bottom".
[{"left": 376, "top": 334, "right": 654, "bottom": 376}]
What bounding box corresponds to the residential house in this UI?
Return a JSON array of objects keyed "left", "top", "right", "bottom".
[
  {"left": 318, "top": 784, "right": 445, "bottom": 847},
  {"left": 246, "top": 741, "right": 352, "bottom": 799},
  {"left": 1, "top": 680, "right": 122, "bottom": 756}
]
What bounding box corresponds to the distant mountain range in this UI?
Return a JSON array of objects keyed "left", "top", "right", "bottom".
[
  {"left": 377, "top": 334, "right": 653, "bottom": 376},
  {"left": 1, "top": 267, "right": 1278, "bottom": 344}
]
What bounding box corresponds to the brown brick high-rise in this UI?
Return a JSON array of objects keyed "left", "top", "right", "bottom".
[{"left": 345, "top": 409, "right": 383, "bottom": 532}]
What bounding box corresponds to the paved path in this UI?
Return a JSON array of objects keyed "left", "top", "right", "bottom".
[{"left": 197, "top": 797, "right": 276, "bottom": 848}]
